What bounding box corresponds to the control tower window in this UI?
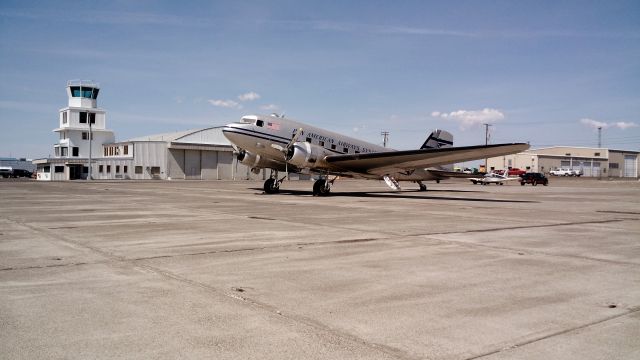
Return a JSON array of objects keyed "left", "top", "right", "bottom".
[
  {"left": 70, "top": 86, "right": 99, "bottom": 99},
  {"left": 79, "top": 112, "right": 95, "bottom": 124}
]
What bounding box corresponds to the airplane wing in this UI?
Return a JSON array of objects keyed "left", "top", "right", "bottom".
[
  {"left": 325, "top": 143, "right": 529, "bottom": 175},
  {"left": 427, "top": 168, "right": 479, "bottom": 179}
]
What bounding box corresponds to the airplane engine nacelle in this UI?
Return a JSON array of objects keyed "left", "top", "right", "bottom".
[
  {"left": 237, "top": 150, "right": 285, "bottom": 171},
  {"left": 286, "top": 142, "right": 331, "bottom": 169},
  {"left": 237, "top": 150, "right": 262, "bottom": 168}
]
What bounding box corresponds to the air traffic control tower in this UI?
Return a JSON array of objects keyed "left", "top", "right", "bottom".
[{"left": 34, "top": 80, "right": 115, "bottom": 180}]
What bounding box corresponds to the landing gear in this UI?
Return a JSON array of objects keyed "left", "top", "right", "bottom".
[
  {"left": 263, "top": 169, "right": 285, "bottom": 194},
  {"left": 263, "top": 178, "right": 279, "bottom": 194},
  {"left": 312, "top": 178, "right": 331, "bottom": 196},
  {"left": 417, "top": 181, "right": 427, "bottom": 191}
]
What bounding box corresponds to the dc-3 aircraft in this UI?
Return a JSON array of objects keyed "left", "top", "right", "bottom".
[{"left": 222, "top": 114, "right": 529, "bottom": 196}]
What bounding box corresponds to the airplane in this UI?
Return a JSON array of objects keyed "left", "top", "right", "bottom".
[
  {"left": 468, "top": 172, "right": 521, "bottom": 185},
  {"left": 222, "top": 114, "right": 530, "bottom": 196}
]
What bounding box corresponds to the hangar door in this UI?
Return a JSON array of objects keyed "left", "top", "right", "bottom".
[
  {"left": 185, "top": 150, "right": 201, "bottom": 179},
  {"left": 624, "top": 155, "right": 637, "bottom": 177}
]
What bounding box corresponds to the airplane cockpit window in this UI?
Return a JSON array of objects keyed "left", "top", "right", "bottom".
[{"left": 256, "top": 120, "right": 264, "bottom": 127}]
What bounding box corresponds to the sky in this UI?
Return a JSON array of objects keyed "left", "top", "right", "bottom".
[{"left": 1, "top": 0, "right": 639, "bottom": 159}]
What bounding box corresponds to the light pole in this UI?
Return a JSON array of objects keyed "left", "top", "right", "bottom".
[
  {"left": 88, "top": 118, "right": 92, "bottom": 180},
  {"left": 483, "top": 123, "right": 492, "bottom": 173},
  {"left": 381, "top": 131, "right": 389, "bottom": 148}
]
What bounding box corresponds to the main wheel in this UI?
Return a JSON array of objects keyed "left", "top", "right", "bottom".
[
  {"left": 313, "top": 179, "right": 330, "bottom": 196},
  {"left": 263, "top": 178, "right": 279, "bottom": 194},
  {"left": 419, "top": 183, "right": 427, "bottom": 191},
  {"left": 520, "top": 182, "right": 525, "bottom": 186}
]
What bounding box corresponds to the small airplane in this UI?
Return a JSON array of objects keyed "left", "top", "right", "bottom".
[
  {"left": 469, "top": 172, "right": 521, "bottom": 185},
  {"left": 222, "top": 114, "right": 529, "bottom": 196}
]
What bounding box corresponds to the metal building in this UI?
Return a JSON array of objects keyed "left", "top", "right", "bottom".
[
  {"left": 94, "top": 128, "right": 267, "bottom": 180},
  {"left": 487, "top": 146, "right": 639, "bottom": 178}
]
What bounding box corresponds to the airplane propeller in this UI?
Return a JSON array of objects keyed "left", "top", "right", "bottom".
[
  {"left": 271, "top": 127, "right": 303, "bottom": 159},
  {"left": 271, "top": 127, "right": 303, "bottom": 175}
]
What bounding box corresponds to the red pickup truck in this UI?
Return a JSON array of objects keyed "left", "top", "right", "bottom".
[{"left": 507, "top": 168, "right": 527, "bottom": 176}]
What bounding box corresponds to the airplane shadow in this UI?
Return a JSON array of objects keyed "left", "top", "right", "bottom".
[{"left": 248, "top": 188, "right": 537, "bottom": 203}]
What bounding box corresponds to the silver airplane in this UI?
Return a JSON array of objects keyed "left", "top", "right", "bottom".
[{"left": 222, "top": 114, "right": 529, "bottom": 196}]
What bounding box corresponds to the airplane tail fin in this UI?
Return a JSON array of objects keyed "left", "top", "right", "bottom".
[
  {"left": 420, "top": 129, "right": 453, "bottom": 150},
  {"left": 421, "top": 130, "right": 454, "bottom": 171}
]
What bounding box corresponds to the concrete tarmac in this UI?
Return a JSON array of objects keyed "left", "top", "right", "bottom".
[{"left": 1, "top": 178, "right": 639, "bottom": 359}]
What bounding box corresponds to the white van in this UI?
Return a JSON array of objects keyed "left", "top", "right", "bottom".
[{"left": 0, "top": 166, "right": 13, "bottom": 178}]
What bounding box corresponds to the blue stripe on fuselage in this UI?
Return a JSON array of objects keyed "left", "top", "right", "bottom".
[{"left": 222, "top": 127, "right": 289, "bottom": 145}]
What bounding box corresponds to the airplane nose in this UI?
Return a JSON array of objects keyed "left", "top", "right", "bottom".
[{"left": 222, "top": 123, "right": 246, "bottom": 144}]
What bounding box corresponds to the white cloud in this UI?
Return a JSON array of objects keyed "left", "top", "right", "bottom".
[
  {"left": 431, "top": 108, "right": 505, "bottom": 130},
  {"left": 208, "top": 99, "right": 242, "bottom": 109},
  {"left": 614, "top": 121, "right": 638, "bottom": 129},
  {"left": 580, "top": 118, "right": 609, "bottom": 129},
  {"left": 260, "top": 104, "right": 279, "bottom": 111},
  {"left": 238, "top": 92, "right": 261, "bottom": 102}
]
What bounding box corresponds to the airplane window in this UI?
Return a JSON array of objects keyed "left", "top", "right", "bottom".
[
  {"left": 306, "top": 137, "right": 311, "bottom": 143},
  {"left": 256, "top": 120, "right": 264, "bottom": 127},
  {"left": 343, "top": 147, "right": 348, "bottom": 153},
  {"left": 331, "top": 144, "right": 336, "bottom": 150},
  {"left": 319, "top": 141, "right": 325, "bottom": 147}
]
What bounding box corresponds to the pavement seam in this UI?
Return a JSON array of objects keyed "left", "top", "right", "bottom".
[
  {"left": 130, "top": 218, "right": 639, "bottom": 267},
  {"left": 464, "top": 306, "right": 640, "bottom": 360}
]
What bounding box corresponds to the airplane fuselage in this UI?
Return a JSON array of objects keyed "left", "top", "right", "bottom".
[{"left": 223, "top": 115, "right": 438, "bottom": 181}]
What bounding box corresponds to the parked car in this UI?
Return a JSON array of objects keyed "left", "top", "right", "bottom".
[
  {"left": 550, "top": 168, "right": 573, "bottom": 176},
  {"left": 0, "top": 166, "right": 12, "bottom": 178},
  {"left": 11, "top": 169, "right": 33, "bottom": 178},
  {"left": 507, "top": 168, "right": 527, "bottom": 176},
  {"left": 520, "top": 172, "right": 549, "bottom": 186}
]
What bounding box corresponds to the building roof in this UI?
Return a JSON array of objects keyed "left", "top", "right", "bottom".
[
  {"left": 609, "top": 149, "right": 640, "bottom": 154},
  {"left": 127, "top": 129, "right": 198, "bottom": 142},
  {"left": 126, "top": 126, "right": 232, "bottom": 146}
]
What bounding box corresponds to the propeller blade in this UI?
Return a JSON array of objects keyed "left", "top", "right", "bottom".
[
  {"left": 285, "top": 128, "right": 303, "bottom": 151},
  {"left": 271, "top": 144, "right": 284, "bottom": 152}
]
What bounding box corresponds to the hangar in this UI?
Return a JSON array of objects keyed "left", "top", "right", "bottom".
[
  {"left": 487, "top": 146, "right": 639, "bottom": 178},
  {"left": 95, "top": 127, "right": 267, "bottom": 181}
]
